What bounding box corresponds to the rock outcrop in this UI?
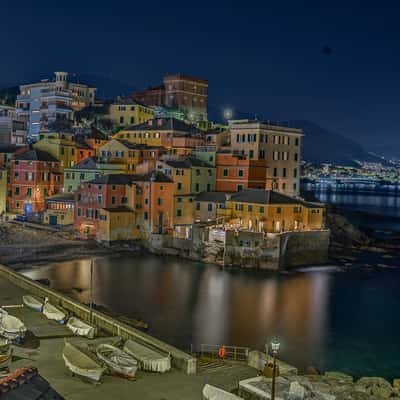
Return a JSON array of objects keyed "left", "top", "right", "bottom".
[{"left": 239, "top": 372, "right": 400, "bottom": 400}]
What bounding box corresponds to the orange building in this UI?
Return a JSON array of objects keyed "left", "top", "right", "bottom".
[
  {"left": 215, "top": 153, "right": 268, "bottom": 192},
  {"left": 76, "top": 142, "right": 95, "bottom": 163},
  {"left": 74, "top": 172, "right": 174, "bottom": 240}
]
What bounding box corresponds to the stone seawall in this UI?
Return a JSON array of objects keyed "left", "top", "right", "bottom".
[
  {"left": 0, "top": 264, "right": 197, "bottom": 374},
  {"left": 145, "top": 226, "right": 330, "bottom": 271},
  {"left": 279, "top": 230, "right": 330, "bottom": 268}
]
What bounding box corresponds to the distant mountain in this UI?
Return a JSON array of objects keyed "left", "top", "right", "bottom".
[{"left": 288, "top": 120, "right": 382, "bottom": 166}]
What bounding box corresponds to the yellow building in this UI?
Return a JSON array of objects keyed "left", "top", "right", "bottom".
[
  {"left": 98, "top": 139, "right": 140, "bottom": 172},
  {"left": 43, "top": 193, "right": 75, "bottom": 226},
  {"left": 99, "top": 139, "right": 165, "bottom": 173},
  {"left": 33, "top": 132, "right": 77, "bottom": 168},
  {"left": 223, "top": 189, "right": 325, "bottom": 233},
  {"left": 113, "top": 118, "right": 205, "bottom": 155},
  {"left": 229, "top": 120, "right": 303, "bottom": 196},
  {"left": 97, "top": 207, "right": 138, "bottom": 242},
  {"left": 109, "top": 100, "right": 154, "bottom": 127},
  {"left": 0, "top": 168, "right": 7, "bottom": 214}
]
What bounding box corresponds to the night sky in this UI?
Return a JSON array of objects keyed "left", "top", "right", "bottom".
[{"left": 2, "top": 0, "right": 400, "bottom": 155}]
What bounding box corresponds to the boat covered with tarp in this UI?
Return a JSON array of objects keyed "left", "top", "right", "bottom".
[
  {"left": 123, "top": 339, "right": 171, "bottom": 373},
  {"left": 62, "top": 341, "right": 105, "bottom": 382},
  {"left": 0, "top": 338, "right": 12, "bottom": 370},
  {"left": 96, "top": 344, "right": 138, "bottom": 379},
  {"left": 43, "top": 298, "right": 67, "bottom": 324},
  {"left": 66, "top": 317, "right": 96, "bottom": 339},
  {"left": 202, "top": 384, "right": 244, "bottom": 400},
  {"left": 23, "top": 295, "right": 44, "bottom": 312},
  {"left": 0, "top": 312, "right": 26, "bottom": 342}
]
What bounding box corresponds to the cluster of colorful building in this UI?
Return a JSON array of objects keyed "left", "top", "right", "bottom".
[{"left": 0, "top": 71, "right": 325, "bottom": 244}]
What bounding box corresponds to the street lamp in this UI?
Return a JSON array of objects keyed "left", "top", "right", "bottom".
[
  {"left": 223, "top": 108, "right": 233, "bottom": 121},
  {"left": 270, "top": 338, "right": 280, "bottom": 400}
]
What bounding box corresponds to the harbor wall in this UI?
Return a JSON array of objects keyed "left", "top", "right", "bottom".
[
  {"left": 146, "top": 226, "right": 330, "bottom": 270},
  {"left": 0, "top": 264, "right": 197, "bottom": 374}
]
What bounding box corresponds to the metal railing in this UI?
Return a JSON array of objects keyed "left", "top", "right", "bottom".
[{"left": 198, "top": 344, "right": 249, "bottom": 361}]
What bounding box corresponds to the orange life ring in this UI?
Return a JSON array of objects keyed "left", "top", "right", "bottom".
[{"left": 218, "top": 346, "right": 226, "bottom": 359}]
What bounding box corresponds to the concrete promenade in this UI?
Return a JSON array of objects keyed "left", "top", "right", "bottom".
[{"left": 0, "top": 268, "right": 257, "bottom": 399}]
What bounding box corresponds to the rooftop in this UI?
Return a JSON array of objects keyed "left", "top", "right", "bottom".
[
  {"left": 87, "top": 171, "right": 173, "bottom": 185},
  {"left": 45, "top": 193, "right": 75, "bottom": 202},
  {"left": 0, "top": 144, "right": 25, "bottom": 154},
  {"left": 122, "top": 118, "right": 203, "bottom": 135},
  {"left": 195, "top": 191, "right": 229, "bottom": 203},
  {"left": 162, "top": 156, "right": 214, "bottom": 169},
  {"left": 164, "top": 74, "right": 208, "bottom": 85},
  {"left": 229, "top": 189, "right": 320, "bottom": 206},
  {"left": 15, "top": 149, "right": 59, "bottom": 162},
  {"left": 116, "top": 140, "right": 164, "bottom": 151}
]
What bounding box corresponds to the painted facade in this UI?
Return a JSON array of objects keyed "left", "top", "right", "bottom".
[
  {"left": 216, "top": 153, "right": 268, "bottom": 192},
  {"left": 8, "top": 150, "right": 63, "bottom": 214},
  {"left": 33, "top": 132, "right": 77, "bottom": 168},
  {"left": 229, "top": 120, "right": 302, "bottom": 196},
  {"left": 108, "top": 101, "right": 154, "bottom": 127}
]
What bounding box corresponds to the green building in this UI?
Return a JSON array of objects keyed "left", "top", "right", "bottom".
[{"left": 64, "top": 157, "right": 125, "bottom": 193}]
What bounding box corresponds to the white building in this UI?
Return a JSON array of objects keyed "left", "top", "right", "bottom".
[
  {"left": 0, "top": 105, "right": 27, "bottom": 145},
  {"left": 16, "top": 72, "right": 96, "bottom": 142}
]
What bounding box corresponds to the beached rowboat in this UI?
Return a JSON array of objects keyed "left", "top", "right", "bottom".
[
  {"left": 62, "top": 342, "right": 105, "bottom": 382},
  {"left": 96, "top": 344, "right": 138, "bottom": 379},
  {"left": 23, "top": 295, "right": 44, "bottom": 312},
  {"left": 123, "top": 339, "right": 171, "bottom": 373},
  {"left": 43, "top": 298, "right": 67, "bottom": 324},
  {"left": 0, "top": 313, "right": 26, "bottom": 342},
  {"left": 66, "top": 317, "right": 96, "bottom": 339}
]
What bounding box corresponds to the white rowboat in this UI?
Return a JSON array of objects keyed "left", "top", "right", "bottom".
[
  {"left": 43, "top": 298, "right": 67, "bottom": 324},
  {"left": 0, "top": 313, "right": 26, "bottom": 342},
  {"left": 123, "top": 339, "right": 171, "bottom": 373},
  {"left": 67, "top": 317, "right": 96, "bottom": 339},
  {"left": 62, "top": 342, "right": 105, "bottom": 382},
  {"left": 23, "top": 295, "right": 44, "bottom": 312},
  {"left": 96, "top": 344, "right": 138, "bottom": 379}
]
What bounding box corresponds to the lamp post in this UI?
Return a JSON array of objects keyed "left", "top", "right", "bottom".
[
  {"left": 223, "top": 108, "right": 233, "bottom": 121},
  {"left": 89, "top": 258, "right": 94, "bottom": 324},
  {"left": 270, "top": 338, "right": 280, "bottom": 400}
]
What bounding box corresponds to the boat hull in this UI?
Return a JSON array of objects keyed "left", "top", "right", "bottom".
[
  {"left": 63, "top": 354, "right": 104, "bottom": 382},
  {"left": 43, "top": 302, "right": 67, "bottom": 324},
  {"left": 96, "top": 344, "right": 138, "bottom": 379},
  {"left": 67, "top": 318, "right": 96, "bottom": 339},
  {"left": 0, "top": 315, "right": 27, "bottom": 342},
  {"left": 23, "top": 295, "right": 44, "bottom": 312},
  {"left": 62, "top": 342, "right": 105, "bottom": 383}
]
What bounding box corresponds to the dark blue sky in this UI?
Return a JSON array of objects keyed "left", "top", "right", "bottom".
[{"left": 2, "top": 0, "right": 400, "bottom": 155}]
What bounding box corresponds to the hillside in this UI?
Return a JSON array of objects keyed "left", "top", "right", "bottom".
[
  {"left": 0, "top": 86, "right": 18, "bottom": 106},
  {"left": 288, "top": 120, "right": 381, "bottom": 166}
]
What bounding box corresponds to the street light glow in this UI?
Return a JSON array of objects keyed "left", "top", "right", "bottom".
[{"left": 223, "top": 108, "right": 233, "bottom": 120}]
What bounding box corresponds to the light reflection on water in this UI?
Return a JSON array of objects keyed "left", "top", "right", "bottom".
[
  {"left": 20, "top": 255, "right": 400, "bottom": 378},
  {"left": 315, "top": 192, "right": 400, "bottom": 217}
]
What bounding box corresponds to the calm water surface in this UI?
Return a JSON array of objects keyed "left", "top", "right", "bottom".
[{"left": 21, "top": 255, "right": 400, "bottom": 379}]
